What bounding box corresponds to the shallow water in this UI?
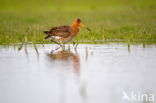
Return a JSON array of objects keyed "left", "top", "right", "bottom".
[{"left": 0, "top": 44, "right": 156, "bottom": 103}]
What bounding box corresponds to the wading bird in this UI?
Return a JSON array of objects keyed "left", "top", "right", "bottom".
[{"left": 44, "top": 18, "right": 91, "bottom": 51}]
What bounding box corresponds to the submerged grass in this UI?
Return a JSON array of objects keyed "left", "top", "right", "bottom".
[{"left": 0, "top": 0, "right": 156, "bottom": 44}]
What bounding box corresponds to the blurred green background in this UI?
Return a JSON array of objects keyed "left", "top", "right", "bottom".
[{"left": 0, "top": 0, "right": 156, "bottom": 44}]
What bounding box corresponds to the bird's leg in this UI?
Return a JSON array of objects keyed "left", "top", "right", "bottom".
[
  {"left": 51, "top": 40, "right": 63, "bottom": 47},
  {"left": 51, "top": 46, "right": 61, "bottom": 54},
  {"left": 73, "top": 41, "right": 79, "bottom": 50},
  {"left": 62, "top": 44, "right": 65, "bottom": 50},
  {"left": 50, "top": 40, "right": 63, "bottom": 53},
  {"left": 73, "top": 41, "right": 76, "bottom": 46}
]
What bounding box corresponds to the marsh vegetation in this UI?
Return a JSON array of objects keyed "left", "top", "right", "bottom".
[{"left": 0, "top": 0, "right": 156, "bottom": 44}]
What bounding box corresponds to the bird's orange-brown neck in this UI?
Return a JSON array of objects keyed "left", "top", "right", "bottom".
[{"left": 70, "top": 22, "right": 80, "bottom": 37}]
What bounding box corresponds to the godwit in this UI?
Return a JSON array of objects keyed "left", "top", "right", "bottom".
[{"left": 44, "top": 18, "right": 91, "bottom": 50}]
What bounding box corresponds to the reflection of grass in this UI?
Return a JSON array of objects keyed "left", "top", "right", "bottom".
[{"left": 0, "top": 0, "right": 156, "bottom": 44}]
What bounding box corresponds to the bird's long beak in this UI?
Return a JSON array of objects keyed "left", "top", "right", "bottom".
[{"left": 80, "top": 23, "right": 91, "bottom": 31}]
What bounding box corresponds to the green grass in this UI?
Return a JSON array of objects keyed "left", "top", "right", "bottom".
[{"left": 0, "top": 0, "right": 156, "bottom": 44}]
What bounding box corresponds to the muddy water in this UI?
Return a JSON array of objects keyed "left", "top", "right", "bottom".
[{"left": 0, "top": 44, "right": 156, "bottom": 103}]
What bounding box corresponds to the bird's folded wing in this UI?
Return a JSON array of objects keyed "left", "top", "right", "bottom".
[{"left": 48, "top": 25, "right": 72, "bottom": 38}]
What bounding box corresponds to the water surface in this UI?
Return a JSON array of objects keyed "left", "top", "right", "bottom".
[{"left": 0, "top": 44, "right": 156, "bottom": 103}]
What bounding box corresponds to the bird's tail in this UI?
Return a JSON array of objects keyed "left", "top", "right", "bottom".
[
  {"left": 45, "top": 35, "right": 51, "bottom": 39},
  {"left": 43, "top": 31, "right": 50, "bottom": 34}
]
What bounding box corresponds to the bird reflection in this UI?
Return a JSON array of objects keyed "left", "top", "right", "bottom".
[
  {"left": 46, "top": 50, "right": 87, "bottom": 102},
  {"left": 46, "top": 50, "right": 80, "bottom": 75}
]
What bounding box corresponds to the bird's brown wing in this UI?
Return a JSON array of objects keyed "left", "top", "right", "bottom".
[{"left": 44, "top": 25, "right": 72, "bottom": 38}]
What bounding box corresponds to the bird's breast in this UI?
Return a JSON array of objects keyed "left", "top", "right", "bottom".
[{"left": 71, "top": 28, "right": 79, "bottom": 37}]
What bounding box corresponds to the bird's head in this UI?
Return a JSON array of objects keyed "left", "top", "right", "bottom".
[
  {"left": 72, "top": 18, "right": 91, "bottom": 31},
  {"left": 74, "top": 18, "right": 81, "bottom": 24}
]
